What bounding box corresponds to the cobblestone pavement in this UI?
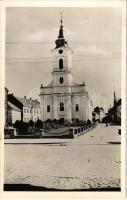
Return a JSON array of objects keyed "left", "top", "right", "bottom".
[{"left": 4, "top": 124, "right": 121, "bottom": 190}]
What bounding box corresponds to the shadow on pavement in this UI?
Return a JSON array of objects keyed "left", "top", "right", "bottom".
[
  {"left": 4, "top": 184, "right": 121, "bottom": 191},
  {"left": 107, "top": 142, "right": 121, "bottom": 145}
]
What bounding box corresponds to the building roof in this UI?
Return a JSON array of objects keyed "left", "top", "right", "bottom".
[
  {"left": 17, "top": 97, "right": 40, "bottom": 108},
  {"left": 8, "top": 102, "right": 21, "bottom": 112},
  {"left": 8, "top": 94, "right": 23, "bottom": 109}
]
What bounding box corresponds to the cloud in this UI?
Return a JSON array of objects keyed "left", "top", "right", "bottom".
[
  {"left": 74, "top": 44, "right": 111, "bottom": 57},
  {"left": 28, "top": 28, "right": 58, "bottom": 42}
]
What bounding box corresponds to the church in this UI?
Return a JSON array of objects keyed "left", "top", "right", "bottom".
[{"left": 39, "top": 16, "right": 93, "bottom": 123}]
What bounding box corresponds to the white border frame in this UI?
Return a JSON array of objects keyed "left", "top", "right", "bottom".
[{"left": 0, "top": 0, "right": 126, "bottom": 199}]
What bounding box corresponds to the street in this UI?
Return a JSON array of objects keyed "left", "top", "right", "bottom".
[{"left": 4, "top": 124, "right": 121, "bottom": 190}]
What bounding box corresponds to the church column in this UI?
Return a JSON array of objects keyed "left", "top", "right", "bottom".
[
  {"left": 53, "top": 94, "right": 58, "bottom": 120},
  {"left": 66, "top": 95, "right": 72, "bottom": 122}
]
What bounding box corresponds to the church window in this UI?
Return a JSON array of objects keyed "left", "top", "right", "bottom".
[
  {"left": 76, "top": 104, "right": 79, "bottom": 111},
  {"left": 24, "top": 108, "right": 26, "bottom": 113},
  {"left": 47, "top": 105, "right": 50, "bottom": 112},
  {"left": 59, "top": 59, "right": 63, "bottom": 69},
  {"left": 59, "top": 77, "right": 64, "bottom": 84},
  {"left": 60, "top": 102, "right": 64, "bottom": 111},
  {"left": 59, "top": 49, "right": 63, "bottom": 54},
  {"left": 27, "top": 108, "right": 29, "bottom": 113}
]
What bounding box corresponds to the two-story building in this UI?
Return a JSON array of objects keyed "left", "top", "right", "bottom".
[{"left": 17, "top": 96, "right": 40, "bottom": 122}]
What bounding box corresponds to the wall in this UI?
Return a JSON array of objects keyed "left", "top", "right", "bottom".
[{"left": 8, "top": 109, "right": 21, "bottom": 124}]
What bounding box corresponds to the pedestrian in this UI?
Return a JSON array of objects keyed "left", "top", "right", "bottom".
[{"left": 106, "top": 121, "right": 108, "bottom": 127}]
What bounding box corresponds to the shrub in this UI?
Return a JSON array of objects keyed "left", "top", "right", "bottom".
[{"left": 35, "top": 119, "right": 43, "bottom": 129}]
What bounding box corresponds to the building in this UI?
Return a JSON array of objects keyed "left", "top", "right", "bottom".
[
  {"left": 6, "top": 93, "right": 40, "bottom": 124},
  {"left": 113, "top": 92, "right": 121, "bottom": 124},
  {"left": 8, "top": 101, "right": 22, "bottom": 124},
  {"left": 5, "top": 87, "right": 9, "bottom": 126},
  {"left": 17, "top": 96, "right": 40, "bottom": 122},
  {"left": 92, "top": 107, "right": 105, "bottom": 122},
  {"left": 7, "top": 93, "right": 23, "bottom": 125},
  {"left": 106, "top": 92, "right": 121, "bottom": 124},
  {"left": 40, "top": 16, "right": 93, "bottom": 123}
]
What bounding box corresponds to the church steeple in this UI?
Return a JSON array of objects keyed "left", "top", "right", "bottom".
[
  {"left": 58, "top": 13, "right": 64, "bottom": 39},
  {"left": 55, "top": 13, "right": 68, "bottom": 48},
  {"left": 113, "top": 91, "right": 117, "bottom": 107}
]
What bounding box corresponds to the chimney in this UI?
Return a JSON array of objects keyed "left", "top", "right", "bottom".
[
  {"left": 40, "top": 84, "right": 43, "bottom": 88},
  {"left": 24, "top": 96, "right": 26, "bottom": 99}
]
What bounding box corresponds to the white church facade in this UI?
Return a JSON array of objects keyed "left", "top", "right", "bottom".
[{"left": 40, "top": 17, "right": 93, "bottom": 123}]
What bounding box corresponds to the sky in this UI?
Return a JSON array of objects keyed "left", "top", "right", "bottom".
[{"left": 5, "top": 7, "right": 122, "bottom": 111}]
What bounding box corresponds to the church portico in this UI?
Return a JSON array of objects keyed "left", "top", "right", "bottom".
[{"left": 40, "top": 15, "right": 93, "bottom": 123}]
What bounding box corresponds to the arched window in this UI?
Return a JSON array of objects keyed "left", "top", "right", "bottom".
[
  {"left": 60, "top": 102, "right": 64, "bottom": 111},
  {"left": 59, "top": 59, "right": 63, "bottom": 69},
  {"left": 76, "top": 104, "right": 79, "bottom": 111},
  {"left": 47, "top": 105, "right": 50, "bottom": 112},
  {"left": 59, "top": 77, "right": 64, "bottom": 84}
]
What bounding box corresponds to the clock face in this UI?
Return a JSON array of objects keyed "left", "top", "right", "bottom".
[{"left": 59, "top": 49, "right": 63, "bottom": 54}]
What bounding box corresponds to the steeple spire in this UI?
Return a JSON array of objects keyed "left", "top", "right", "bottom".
[
  {"left": 114, "top": 91, "right": 117, "bottom": 107},
  {"left": 58, "top": 12, "right": 64, "bottom": 39},
  {"left": 55, "top": 12, "right": 68, "bottom": 48}
]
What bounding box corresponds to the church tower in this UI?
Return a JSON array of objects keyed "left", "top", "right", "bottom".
[
  {"left": 50, "top": 14, "right": 73, "bottom": 121},
  {"left": 51, "top": 14, "right": 73, "bottom": 89}
]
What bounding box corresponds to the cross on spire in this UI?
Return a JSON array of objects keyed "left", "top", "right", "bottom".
[{"left": 60, "top": 12, "right": 63, "bottom": 27}]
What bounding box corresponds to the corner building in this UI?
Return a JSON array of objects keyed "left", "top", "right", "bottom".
[{"left": 40, "top": 17, "right": 93, "bottom": 122}]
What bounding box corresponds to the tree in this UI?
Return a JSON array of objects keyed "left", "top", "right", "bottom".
[
  {"left": 35, "top": 119, "right": 43, "bottom": 129},
  {"left": 17, "top": 120, "right": 29, "bottom": 134},
  {"left": 92, "top": 112, "right": 96, "bottom": 117},
  {"left": 46, "top": 119, "right": 52, "bottom": 128},
  {"left": 87, "top": 119, "right": 91, "bottom": 125},
  {"left": 13, "top": 120, "right": 19, "bottom": 128},
  {"left": 100, "top": 107, "right": 104, "bottom": 112},
  {"left": 29, "top": 120, "right": 34, "bottom": 127},
  {"left": 94, "top": 107, "right": 100, "bottom": 115}
]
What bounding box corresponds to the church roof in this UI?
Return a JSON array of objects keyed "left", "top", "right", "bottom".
[{"left": 47, "top": 81, "right": 53, "bottom": 87}]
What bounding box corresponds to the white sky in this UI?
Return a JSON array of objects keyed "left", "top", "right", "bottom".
[{"left": 5, "top": 7, "right": 122, "bottom": 111}]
